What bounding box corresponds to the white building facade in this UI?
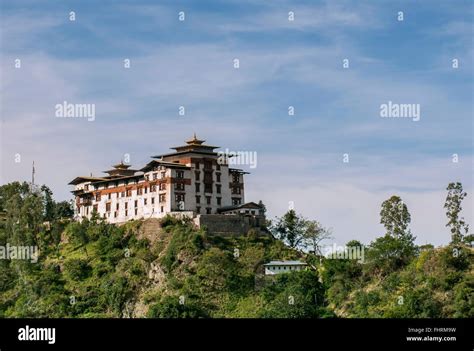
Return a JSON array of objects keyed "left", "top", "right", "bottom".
[
  {"left": 70, "top": 135, "right": 248, "bottom": 224},
  {"left": 263, "top": 261, "right": 307, "bottom": 275}
]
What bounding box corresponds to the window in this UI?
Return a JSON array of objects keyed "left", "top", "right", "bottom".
[
  {"left": 151, "top": 197, "right": 155, "bottom": 204},
  {"left": 206, "top": 208, "right": 211, "bottom": 214},
  {"left": 135, "top": 209, "right": 138, "bottom": 216},
  {"left": 196, "top": 196, "right": 200, "bottom": 204},
  {"left": 196, "top": 206, "right": 201, "bottom": 213},
  {"left": 145, "top": 175, "right": 149, "bottom": 181},
  {"left": 206, "top": 196, "right": 211, "bottom": 205},
  {"left": 175, "top": 183, "right": 185, "bottom": 191},
  {"left": 232, "top": 187, "right": 241, "bottom": 195},
  {"left": 195, "top": 171, "right": 200, "bottom": 180},
  {"left": 216, "top": 184, "right": 221, "bottom": 194},
  {"left": 125, "top": 210, "right": 128, "bottom": 216},
  {"left": 153, "top": 173, "right": 158, "bottom": 180},
  {"left": 108, "top": 193, "right": 111, "bottom": 200},
  {"left": 84, "top": 185, "right": 89, "bottom": 191},
  {"left": 125, "top": 202, "right": 128, "bottom": 209},
  {"left": 232, "top": 174, "right": 240, "bottom": 183},
  {"left": 106, "top": 203, "right": 111, "bottom": 212},
  {"left": 121, "top": 191, "right": 125, "bottom": 198},
  {"left": 232, "top": 198, "right": 241, "bottom": 206},
  {"left": 195, "top": 183, "right": 200, "bottom": 192},
  {"left": 134, "top": 200, "right": 138, "bottom": 208},
  {"left": 159, "top": 194, "right": 166, "bottom": 203},
  {"left": 216, "top": 173, "right": 221, "bottom": 182},
  {"left": 159, "top": 183, "right": 166, "bottom": 191},
  {"left": 204, "top": 183, "right": 212, "bottom": 193},
  {"left": 144, "top": 198, "right": 147, "bottom": 205},
  {"left": 116, "top": 203, "right": 119, "bottom": 210},
  {"left": 95, "top": 193, "right": 101, "bottom": 201},
  {"left": 137, "top": 187, "right": 143, "bottom": 195},
  {"left": 151, "top": 185, "right": 156, "bottom": 192},
  {"left": 195, "top": 162, "right": 200, "bottom": 169},
  {"left": 217, "top": 197, "right": 221, "bottom": 206},
  {"left": 160, "top": 206, "right": 164, "bottom": 212},
  {"left": 204, "top": 171, "right": 212, "bottom": 183},
  {"left": 175, "top": 194, "right": 185, "bottom": 202},
  {"left": 176, "top": 170, "right": 184, "bottom": 179},
  {"left": 145, "top": 187, "right": 148, "bottom": 194},
  {"left": 126, "top": 189, "right": 132, "bottom": 197},
  {"left": 216, "top": 164, "right": 221, "bottom": 171},
  {"left": 161, "top": 172, "right": 166, "bottom": 178},
  {"left": 114, "top": 211, "right": 118, "bottom": 218}
]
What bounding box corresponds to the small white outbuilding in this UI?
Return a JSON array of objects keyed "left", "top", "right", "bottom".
[{"left": 263, "top": 260, "right": 307, "bottom": 275}]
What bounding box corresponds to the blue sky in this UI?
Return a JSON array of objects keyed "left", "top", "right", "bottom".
[{"left": 1, "top": 0, "right": 472, "bottom": 246}]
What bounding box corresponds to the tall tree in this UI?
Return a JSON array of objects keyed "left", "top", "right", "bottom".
[
  {"left": 302, "top": 220, "right": 332, "bottom": 255},
  {"left": 40, "top": 185, "right": 55, "bottom": 221},
  {"left": 444, "top": 182, "right": 469, "bottom": 244},
  {"left": 380, "top": 195, "right": 411, "bottom": 238},
  {"left": 367, "top": 195, "right": 417, "bottom": 275},
  {"left": 271, "top": 210, "right": 306, "bottom": 248}
]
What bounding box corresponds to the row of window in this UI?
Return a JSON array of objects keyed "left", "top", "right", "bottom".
[
  {"left": 103, "top": 195, "right": 167, "bottom": 212},
  {"left": 85, "top": 205, "right": 167, "bottom": 216},
  {"left": 195, "top": 196, "right": 222, "bottom": 206},
  {"left": 87, "top": 170, "right": 186, "bottom": 192},
  {"left": 144, "top": 171, "right": 167, "bottom": 181},
  {"left": 269, "top": 266, "right": 302, "bottom": 271},
  {"left": 196, "top": 207, "right": 213, "bottom": 214},
  {"left": 100, "top": 195, "right": 232, "bottom": 212},
  {"left": 99, "top": 207, "right": 168, "bottom": 218},
  {"left": 195, "top": 161, "right": 220, "bottom": 171},
  {"left": 195, "top": 183, "right": 221, "bottom": 194},
  {"left": 195, "top": 171, "right": 222, "bottom": 183},
  {"left": 94, "top": 182, "right": 186, "bottom": 201}
]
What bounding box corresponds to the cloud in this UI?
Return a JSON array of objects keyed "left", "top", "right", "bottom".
[{"left": 1, "top": 1, "right": 472, "bottom": 247}]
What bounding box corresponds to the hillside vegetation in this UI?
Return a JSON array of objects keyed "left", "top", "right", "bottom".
[{"left": 0, "top": 181, "right": 472, "bottom": 318}]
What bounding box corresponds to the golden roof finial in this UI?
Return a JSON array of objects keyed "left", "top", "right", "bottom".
[{"left": 186, "top": 133, "right": 205, "bottom": 145}]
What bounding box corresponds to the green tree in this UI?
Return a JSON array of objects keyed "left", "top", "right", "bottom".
[
  {"left": 261, "top": 270, "right": 329, "bottom": 318},
  {"left": 55, "top": 201, "right": 74, "bottom": 219},
  {"left": 380, "top": 195, "right": 411, "bottom": 238},
  {"left": 302, "top": 220, "right": 331, "bottom": 255},
  {"left": 367, "top": 196, "right": 417, "bottom": 276},
  {"left": 365, "top": 233, "right": 417, "bottom": 276},
  {"left": 40, "top": 185, "right": 55, "bottom": 222},
  {"left": 444, "top": 182, "right": 469, "bottom": 244},
  {"left": 271, "top": 210, "right": 306, "bottom": 248}
]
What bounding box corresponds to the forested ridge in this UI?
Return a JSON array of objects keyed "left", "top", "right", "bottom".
[{"left": 0, "top": 181, "right": 472, "bottom": 318}]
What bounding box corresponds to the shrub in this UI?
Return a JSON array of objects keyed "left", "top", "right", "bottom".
[{"left": 64, "top": 258, "right": 92, "bottom": 280}]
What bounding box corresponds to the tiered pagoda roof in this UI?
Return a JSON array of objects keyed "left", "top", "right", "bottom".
[
  {"left": 152, "top": 133, "right": 220, "bottom": 158},
  {"left": 103, "top": 161, "right": 139, "bottom": 178}
]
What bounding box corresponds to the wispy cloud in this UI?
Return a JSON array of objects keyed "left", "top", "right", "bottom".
[{"left": 1, "top": 0, "right": 472, "bottom": 246}]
